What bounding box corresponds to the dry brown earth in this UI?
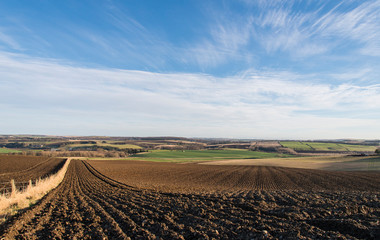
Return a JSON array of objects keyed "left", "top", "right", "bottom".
[
  {"left": 89, "top": 160, "right": 380, "bottom": 193},
  {"left": 254, "top": 141, "right": 282, "bottom": 148},
  {"left": 202, "top": 156, "right": 380, "bottom": 171},
  {"left": 0, "top": 155, "right": 53, "bottom": 174},
  {"left": 0, "top": 160, "right": 379, "bottom": 239},
  {"left": 0, "top": 155, "right": 66, "bottom": 193}
]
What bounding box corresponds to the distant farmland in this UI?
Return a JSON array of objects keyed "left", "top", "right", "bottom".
[
  {"left": 130, "top": 149, "right": 292, "bottom": 162},
  {"left": 280, "top": 141, "right": 377, "bottom": 152},
  {"left": 68, "top": 142, "right": 142, "bottom": 150}
]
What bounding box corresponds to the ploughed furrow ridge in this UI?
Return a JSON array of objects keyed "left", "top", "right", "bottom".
[{"left": 1, "top": 160, "right": 379, "bottom": 239}]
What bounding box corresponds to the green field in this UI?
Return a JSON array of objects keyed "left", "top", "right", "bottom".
[
  {"left": 280, "top": 141, "right": 377, "bottom": 152},
  {"left": 129, "top": 149, "right": 292, "bottom": 162},
  {"left": 0, "top": 148, "right": 21, "bottom": 153},
  {"left": 280, "top": 141, "right": 313, "bottom": 151}
]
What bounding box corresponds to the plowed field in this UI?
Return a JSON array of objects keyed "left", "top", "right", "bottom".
[
  {"left": 1, "top": 160, "right": 379, "bottom": 239},
  {"left": 0, "top": 156, "right": 66, "bottom": 193},
  {"left": 89, "top": 160, "right": 380, "bottom": 193}
]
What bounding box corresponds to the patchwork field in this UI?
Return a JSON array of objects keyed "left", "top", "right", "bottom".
[
  {"left": 280, "top": 141, "right": 377, "bottom": 152},
  {"left": 0, "top": 159, "right": 379, "bottom": 239}
]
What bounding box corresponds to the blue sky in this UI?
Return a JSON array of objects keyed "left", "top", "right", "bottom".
[{"left": 0, "top": 0, "right": 379, "bottom": 139}]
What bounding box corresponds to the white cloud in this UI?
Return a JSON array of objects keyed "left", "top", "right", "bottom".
[{"left": 0, "top": 52, "right": 379, "bottom": 138}]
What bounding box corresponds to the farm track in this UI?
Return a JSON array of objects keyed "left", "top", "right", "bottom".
[{"left": 1, "top": 160, "right": 380, "bottom": 239}]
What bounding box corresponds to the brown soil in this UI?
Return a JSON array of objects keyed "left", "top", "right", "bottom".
[
  {"left": 0, "top": 155, "right": 66, "bottom": 193},
  {"left": 0, "top": 155, "right": 53, "bottom": 174},
  {"left": 1, "top": 160, "right": 379, "bottom": 239},
  {"left": 89, "top": 160, "right": 380, "bottom": 193},
  {"left": 255, "top": 141, "right": 282, "bottom": 148},
  {"left": 202, "top": 156, "right": 380, "bottom": 171}
]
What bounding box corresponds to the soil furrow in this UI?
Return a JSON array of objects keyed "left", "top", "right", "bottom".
[{"left": 1, "top": 160, "right": 380, "bottom": 239}]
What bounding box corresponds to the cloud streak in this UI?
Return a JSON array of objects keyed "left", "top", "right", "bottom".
[{"left": 0, "top": 29, "right": 21, "bottom": 50}]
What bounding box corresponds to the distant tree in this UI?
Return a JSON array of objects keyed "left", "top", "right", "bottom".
[
  {"left": 5, "top": 142, "right": 25, "bottom": 148},
  {"left": 376, "top": 148, "right": 380, "bottom": 155}
]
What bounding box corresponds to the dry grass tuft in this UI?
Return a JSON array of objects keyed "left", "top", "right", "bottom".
[{"left": 0, "top": 158, "right": 71, "bottom": 222}]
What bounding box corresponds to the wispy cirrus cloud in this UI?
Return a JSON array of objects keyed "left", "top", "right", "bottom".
[
  {"left": 0, "top": 2, "right": 175, "bottom": 71},
  {"left": 253, "top": 0, "right": 380, "bottom": 57},
  {"left": 313, "top": 0, "right": 380, "bottom": 56},
  {"left": 182, "top": 6, "right": 254, "bottom": 69},
  {"left": 181, "top": 0, "right": 380, "bottom": 72},
  {"left": 0, "top": 1, "right": 378, "bottom": 74}
]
